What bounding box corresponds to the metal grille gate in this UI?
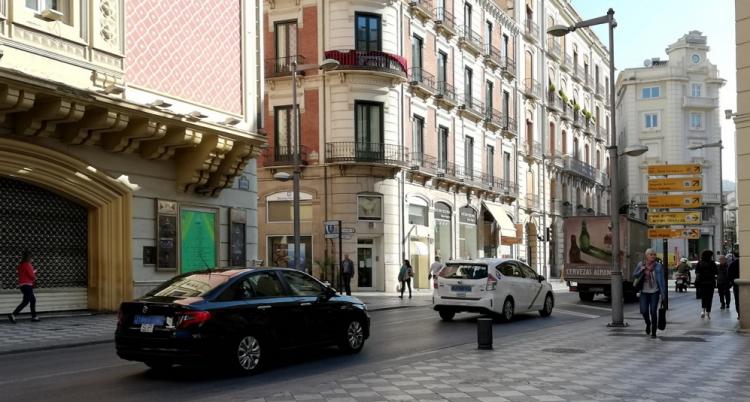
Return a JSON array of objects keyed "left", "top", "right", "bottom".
[{"left": 0, "top": 177, "right": 88, "bottom": 312}]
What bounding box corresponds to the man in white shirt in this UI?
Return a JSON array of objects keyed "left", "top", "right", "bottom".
[{"left": 429, "top": 256, "right": 444, "bottom": 280}]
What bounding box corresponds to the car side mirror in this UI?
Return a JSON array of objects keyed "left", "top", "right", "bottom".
[
  {"left": 318, "top": 286, "right": 337, "bottom": 301},
  {"left": 538, "top": 275, "right": 545, "bottom": 283}
]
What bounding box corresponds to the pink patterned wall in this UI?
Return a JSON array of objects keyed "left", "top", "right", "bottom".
[{"left": 125, "top": 0, "right": 243, "bottom": 114}]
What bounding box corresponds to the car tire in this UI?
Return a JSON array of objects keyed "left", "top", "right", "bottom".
[
  {"left": 500, "top": 298, "right": 514, "bottom": 322},
  {"left": 578, "top": 292, "right": 595, "bottom": 302},
  {"left": 338, "top": 319, "right": 365, "bottom": 354},
  {"left": 231, "top": 334, "right": 264, "bottom": 374},
  {"left": 539, "top": 293, "right": 554, "bottom": 317},
  {"left": 438, "top": 310, "right": 455, "bottom": 321},
  {"left": 144, "top": 361, "right": 171, "bottom": 371}
]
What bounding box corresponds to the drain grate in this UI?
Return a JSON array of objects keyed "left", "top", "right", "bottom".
[
  {"left": 684, "top": 330, "right": 723, "bottom": 336},
  {"left": 659, "top": 336, "right": 706, "bottom": 342},
  {"left": 542, "top": 348, "right": 585, "bottom": 354}
]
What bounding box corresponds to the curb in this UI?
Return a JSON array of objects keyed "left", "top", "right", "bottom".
[{"left": 0, "top": 339, "right": 113, "bottom": 356}]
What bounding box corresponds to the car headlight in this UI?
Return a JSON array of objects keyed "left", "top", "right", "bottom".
[{"left": 355, "top": 303, "right": 367, "bottom": 311}]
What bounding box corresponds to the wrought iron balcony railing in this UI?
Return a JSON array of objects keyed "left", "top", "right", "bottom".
[
  {"left": 326, "top": 142, "right": 409, "bottom": 166},
  {"left": 459, "top": 27, "right": 484, "bottom": 53},
  {"left": 324, "top": 50, "right": 407, "bottom": 77},
  {"left": 434, "top": 7, "right": 456, "bottom": 36},
  {"left": 485, "top": 43, "right": 502, "bottom": 67},
  {"left": 265, "top": 55, "right": 306, "bottom": 78},
  {"left": 410, "top": 151, "right": 438, "bottom": 174},
  {"left": 561, "top": 54, "right": 573, "bottom": 71},
  {"left": 547, "top": 91, "right": 562, "bottom": 111},
  {"left": 262, "top": 145, "right": 310, "bottom": 167},
  {"left": 460, "top": 95, "right": 485, "bottom": 117},
  {"left": 547, "top": 40, "right": 561, "bottom": 59},
  {"left": 502, "top": 115, "right": 517, "bottom": 134},
  {"left": 563, "top": 157, "right": 598, "bottom": 182},
  {"left": 501, "top": 55, "right": 516, "bottom": 78},
  {"left": 523, "top": 78, "right": 541, "bottom": 99},
  {"left": 409, "top": 67, "right": 437, "bottom": 93},
  {"left": 409, "top": 0, "right": 433, "bottom": 19},
  {"left": 524, "top": 19, "right": 539, "bottom": 40},
  {"left": 485, "top": 107, "right": 503, "bottom": 130},
  {"left": 435, "top": 81, "right": 457, "bottom": 105}
]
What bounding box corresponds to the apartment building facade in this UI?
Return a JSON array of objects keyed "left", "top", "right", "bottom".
[
  {"left": 617, "top": 31, "right": 725, "bottom": 263},
  {"left": 0, "top": 0, "right": 265, "bottom": 312},
  {"left": 260, "top": 0, "right": 611, "bottom": 291}
]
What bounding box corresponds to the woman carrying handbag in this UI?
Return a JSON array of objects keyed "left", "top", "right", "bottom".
[{"left": 633, "top": 248, "right": 666, "bottom": 338}]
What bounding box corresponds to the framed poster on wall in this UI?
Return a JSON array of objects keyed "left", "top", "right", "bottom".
[
  {"left": 156, "top": 200, "right": 178, "bottom": 271},
  {"left": 180, "top": 206, "right": 219, "bottom": 273},
  {"left": 229, "top": 208, "right": 246, "bottom": 267}
]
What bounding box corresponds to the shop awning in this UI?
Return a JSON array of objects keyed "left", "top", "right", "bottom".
[{"left": 482, "top": 201, "right": 516, "bottom": 238}]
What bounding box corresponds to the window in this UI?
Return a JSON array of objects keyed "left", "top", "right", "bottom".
[
  {"left": 438, "top": 126, "right": 449, "bottom": 168},
  {"left": 519, "top": 263, "right": 538, "bottom": 279},
  {"left": 502, "top": 34, "right": 509, "bottom": 59},
  {"left": 465, "top": 67, "right": 473, "bottom": 101},
  {"left": 274, "top": 106, "right": 294, "bottom": 158},
  {"left": 464, "top": 2, "right": 472, "bottom": 32},
  {"left": 690, "top": 112, "right": 703, "bottom": 129},
  {"left": 486, "top": 21, "right": 493, "bottom": 47},
  {"left": 355, "top": 13, "right": 381, "bottom": 51},
  {"left": 355, "top": 101, "right": 383, "bottom": 147},
  {"left": 691, "top": 83, "right": 702, "bottom": 97},
  {"left": 412, "top": 34, "right": 423, "bottom": 74},
  {"left": 486, "top": 145, "right": 494, "bottom": 179},
  {"left": 280, "top": 271, "right": 325, "bottom": 296},
  {"left": 246, "top": 272, "right": 285, "bottom": 297},
  {"left": 503, "top": 152, "right": 511, "bottom": 182},
  {"left": 268, "top": 236, "right": 313, "bottom": 271},
  {"left": 573, "top": 138, "right": 579, "bottom": 159},
  {"left": 358, "top": 195, "right": 383, "bottom": 221},
  {"left": 409, "top": 204, "right": 429, "bottom": 226},
  {"left": 502, "top": 90, "right": 510, "bottom": 123},
  {"left": 486, "top": 80, "right": 493, "bottom": 111},
  {"left": 275, "top": 20, "right": 298, "bottom": 62},
  {"left": 412, "top": 115, "right": 424, "bottom": 156},
  {"left": 641, "top": 86, "right": 660, "bottom": 99},
  {"left": 644, "top": 113, "right": 659, "bottom": 129},
  {"left": 465, "top": 136, "right": 474, "bottom": 176},
  {"left": 26, "top": 0, "right": 70, "bottom": 24}
]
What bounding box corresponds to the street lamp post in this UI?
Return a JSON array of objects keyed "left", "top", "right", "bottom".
[
  {"left": 688, "top": 140, "right": 724, "bottom": 254},
  {"left": 274, "top": 58, "right": 339, "bottom": 274},
  {"left": 549, "top": 9, "right": 646, "bottom": 327}
]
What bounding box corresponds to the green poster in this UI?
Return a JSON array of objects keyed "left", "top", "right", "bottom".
[{"left": 180, "top": 209, "right": 217, "bottom": 273}]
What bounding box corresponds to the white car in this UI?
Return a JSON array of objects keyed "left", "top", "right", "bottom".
[{"left": 433, "top": 258, "right": 554, "bottom": 321}]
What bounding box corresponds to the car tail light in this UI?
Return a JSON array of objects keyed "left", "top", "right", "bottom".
[
  {"left": 176, "top": 311, "right": 212, "bottom": 329},
  {"left": 486, "top": 275, "right": 497, "bottom": 291}
]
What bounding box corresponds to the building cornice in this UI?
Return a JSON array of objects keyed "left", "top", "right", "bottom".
[{"left": 477, "top": 0, "right": 521, "bottom": 36}]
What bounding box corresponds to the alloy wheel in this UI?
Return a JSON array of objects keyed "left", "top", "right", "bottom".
[
  {"left": 237, "top": 335, "right": 261, "bottom": 371},
  {"left": 503, "top": 299, "right": 514, "bottom": 321},
  {"left": 347, "top": 321, "right": 364, "bottom": 349}
]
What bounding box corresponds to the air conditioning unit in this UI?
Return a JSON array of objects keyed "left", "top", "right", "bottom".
[{"left": 40, "top": 8, "right": 64, "bottom": 21}]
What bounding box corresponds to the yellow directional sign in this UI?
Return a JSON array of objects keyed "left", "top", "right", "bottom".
[
  {"left": 647, "top": 194, "right": 703, "bottom": 208},
  {"left": 647, "top": 164, "right": 702, "bottom": 175},
  {"left": 648, "top": 177, "right": 702, "bottom": 192},
  {"left": 648, "top": 228, "right": 701, "bottom": 239},
  {"left": 648, "top": 211, "right": 702, "bottom": 225}
]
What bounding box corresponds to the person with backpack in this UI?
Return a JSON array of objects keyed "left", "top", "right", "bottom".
[{"left": 398, "top": 259, "right": 413, "bottom": 299}]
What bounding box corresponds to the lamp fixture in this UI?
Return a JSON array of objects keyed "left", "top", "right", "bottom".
[
  {"left": 147, "top": 99, "right": 173, "bottom": 109},
  {"left": 186, "top": 111, "right": 208, "bottom": 121}
]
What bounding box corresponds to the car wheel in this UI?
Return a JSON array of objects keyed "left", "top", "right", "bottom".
[
  {"left": 501, "top": 298, "right": 514, "bottom": 322},
  {"left": 578, "top": 292, "right": 595, "bottom": 302},
  {"left": 144, "top": 361, "right": 171, "bottom": 371},
  {"left": 338, "top": 319, "right": 365, "bottom": 354},
  {"left": 539, "top": 293, "right": 554, "bottom": 317},
  {"left": 232, "top": 334, "right": 264, "bottom": 374},
  {"left": 439, "top": 310, "right": 455, "bottom": 321}
]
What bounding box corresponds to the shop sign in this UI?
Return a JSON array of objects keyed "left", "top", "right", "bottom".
[
  {"left": 434, "top": 202, "right": 452, "bottom": 221},
  {"left": 459, "top": 206, "right": 477, "bottom": 225},
  {"left": 647, "top": 164, "right": 702, "bottom": 175},
  {"left": 647, "top": 211, "right": 702, "bottom": 225},
  {"left": 647, "top": 177, "right": 702, "bottom": 192},
  {"left": 647, "top": 194, "right": 702, "bottom": 208}
]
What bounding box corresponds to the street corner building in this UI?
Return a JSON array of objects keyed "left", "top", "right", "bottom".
[
  {"left": 260, "top": 0, "right": 612, "bottom": 293},
  {"left": 0, "top": 0, "right": 265, "bottom": 313}
]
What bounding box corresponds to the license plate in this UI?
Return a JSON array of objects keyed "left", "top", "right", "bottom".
[
  {"left": 456, "top": 292, "right": 466, "bottom": 298},
  {"left": 140, "top": 324, "right": 154, "bottom": 333},
  {"left": 452, "top": 285, "right": 472, "bottom": 292},
  {"left": 134, "top": 314, "right": 165, "bottom": 325}
]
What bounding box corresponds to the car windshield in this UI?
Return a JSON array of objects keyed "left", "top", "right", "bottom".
[
  {"left": 439, "top": 264, "right": 488, "bottom": 280},
  {"left": 146, "top": 272, "right": 233, "bottom": 298}
]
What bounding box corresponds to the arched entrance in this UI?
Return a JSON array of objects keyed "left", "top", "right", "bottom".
[{"left": 0, "top": 138, "right": 132, "bottom": 311}]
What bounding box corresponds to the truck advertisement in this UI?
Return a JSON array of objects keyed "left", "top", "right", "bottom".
[{"left": 563, "top": 215, "right": 650, "bottom": 301}]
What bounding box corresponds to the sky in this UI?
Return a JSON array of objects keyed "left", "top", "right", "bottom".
[{"left": 571, "top": 0, "right": 737, "bottom": 182}]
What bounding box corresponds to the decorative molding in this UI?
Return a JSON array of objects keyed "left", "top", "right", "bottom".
[
  {"left": 60, "top": 107, "right": 129, "bottom": 145},
  {"left": 15, "top": 98, "right": 86, "bottom": 137},
  {"left": 140, "top": 127, "right": 202, "bottom": 160},
  {"left": 101, "top": 118, "right": 167, "bottom": 153},
  {"left": 175, "top": 133, "right": 233, "bottom": 192},
  {"left": 13, "top": 24, "right": 87, "bottom": 59}
]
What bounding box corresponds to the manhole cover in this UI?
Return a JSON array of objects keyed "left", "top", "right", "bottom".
[
  {"left": 659, "top": 336, "right": 706, "bottom": 342},
  {"left": 684, "top": 330, "right": 723, "bottom": 336},
  {"left": 542, "top": 348, "right": 585, "bottom": 354}
]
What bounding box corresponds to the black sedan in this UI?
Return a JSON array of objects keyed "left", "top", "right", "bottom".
[{"left": 115, "top": 268, "right": 370, "bottom": 373}]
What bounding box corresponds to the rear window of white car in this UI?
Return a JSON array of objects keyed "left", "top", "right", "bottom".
[{"left": 439, "top": 264, "right": 488, "bottom": 279}]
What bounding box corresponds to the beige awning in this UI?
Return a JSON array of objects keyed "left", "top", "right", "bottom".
[{"left": 482, "top": 201, "right": 516, "bottom": 238}]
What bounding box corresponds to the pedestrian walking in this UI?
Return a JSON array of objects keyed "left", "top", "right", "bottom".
[
  {"left": 429, "top": 256, "right": 444, "bottom": 281},
  {"left": 340, "top": 254, "right": 354, "bottom": 296},
  {"left": 398, "top": 259, "right": 413, "bottom": 299},
  {"left": 633, "top": 248, "right": 666, "bottom": 338},
  {"left": 7, "top": 250, "right": 40, "bottom": 323},
  {"left": 695, "top": 249, "right": 718, "bottom": 319},
  {"left": 717, "top": 254, "right": 731, "bottom": 310},
  {"left": 729, "top": 251, "right": 740, "bottom": 320}
]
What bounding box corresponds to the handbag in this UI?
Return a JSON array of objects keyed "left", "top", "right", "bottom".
[
  {"left": 657, "top": 302, "right": 667, "bottom": 330},
  {"left": 633, "top": 276, "right": 643, "bottom": 292}
]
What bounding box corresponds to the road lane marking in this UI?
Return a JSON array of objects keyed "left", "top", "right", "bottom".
[
  {"left": 559, "top": 303, "right": 612, "bottom": 312},
  {"left": 553, "top": 309, "right": 600, "bottom": 319}
]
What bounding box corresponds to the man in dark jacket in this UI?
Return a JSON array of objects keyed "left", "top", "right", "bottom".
[
  {"left": 717, "top": 255, "right": 731, "bottom": 309},
  {"left": 340, "top": 254, "right": 355, "bottom": 296},
  {"left": 728, "top": 251, "right": 740, "bottom": 319}
]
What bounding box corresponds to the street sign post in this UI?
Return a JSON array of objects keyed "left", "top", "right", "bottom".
[
  {"left": 647, "top": 194, "right": 702, "bottom": 208},
  {"left": 647, "top": 228, "right": 701, "bottom": 239},
  {"left": 647, "top": 211, "right": 702, "bottom": 225},
  {"left": 647, "top": 177, "right": 702, "bottom": 192},
  {"left": 647, "top": 164, "right": 702, "bottom": 175}
]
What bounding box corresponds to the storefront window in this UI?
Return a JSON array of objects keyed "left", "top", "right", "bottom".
[
  {"left": 408, "top": 204, "right": 428, "bottom": 226},
  {"left": 267, "top": 236, "right": 312, "bottom": 272},
  {"left": 267, "top": 192, "right": 312, "bottom": 222},
  {"left": 458, "top": 206, "right": 478, "bottom": 259},
  {"left": 434, "top": 202, "right": 452, "bottom": 260}
]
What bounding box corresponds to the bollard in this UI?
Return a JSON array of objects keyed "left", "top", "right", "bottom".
[{"left": 477, "top": 317, "right": 493, "bottom": 350}]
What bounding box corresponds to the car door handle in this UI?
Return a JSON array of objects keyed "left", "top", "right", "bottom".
[
  {"left": 257, "top": 305, "right": 272, "bottom": 310},
  {"left": 299, "top": 302, "right": 312, "bottom": 306}
]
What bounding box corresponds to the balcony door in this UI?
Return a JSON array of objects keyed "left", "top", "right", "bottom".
[
  {"left": 465, "top": 67, "right": 473, "bottom": 104},
  {"left": 274, "top": 105, "right": 294, "bottom": 162},
  {"left": 464, "top": 136, "right": 474, "bottom": 178},
  {"left": 412, "top": 115, "right": 424, "bottom": 164},
  {"left": 275, "top": 20, "right": 298, "bottom": 73},
  {"left": 437, "top": 51, "right": 448, "bottom": 94},
  {"left": 355, "top": 101, "right": 384, "bottom": 161},
  {"left": 355, "top": 13, "right": 381, "bottom": 51},
  {"left": 438, "top": 126, "right": 449, "bottom": 169},
  {"left": 412, "top": 34, "right": 423, "bottom": 81},
  {"left": 502, "top": 90, "right": 510, "bottom": 126}
]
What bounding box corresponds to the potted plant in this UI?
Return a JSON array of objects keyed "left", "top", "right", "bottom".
[{"left": 549, "top": 82, "right": 556, "bottom": 92}]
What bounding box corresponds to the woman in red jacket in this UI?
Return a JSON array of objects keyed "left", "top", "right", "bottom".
[{"left": 7, "top": 250, "right": 39, "bottom": 323}]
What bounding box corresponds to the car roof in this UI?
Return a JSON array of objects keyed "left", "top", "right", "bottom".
[
  {"left": 445, "top": 258, "right": 521, "bottom": 267},
  {"left": 180, "top": 267, "right": 306, "bottom": 278}
]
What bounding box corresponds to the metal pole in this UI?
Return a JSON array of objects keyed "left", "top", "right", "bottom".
[
  {"left": 292, "top": 62, "right": 302, "bottom": 272},
  {"left": 606, "top": 8, "right": 626, "bottom": 327},
  {"left": 718, "top": 142, "right": 724, "bottom": 255},
  {"left": 339, "top": 220, "right": 343, "bottom": 294}
]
